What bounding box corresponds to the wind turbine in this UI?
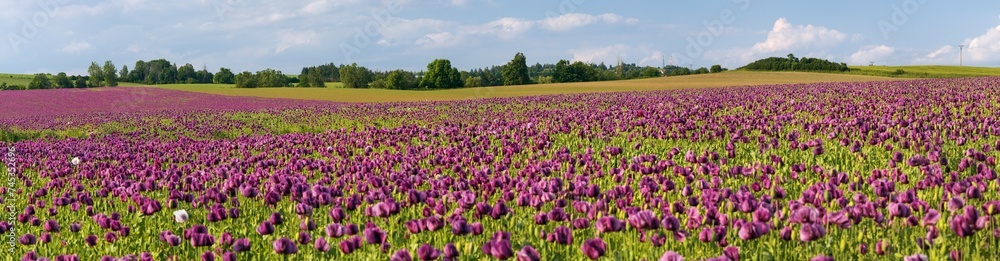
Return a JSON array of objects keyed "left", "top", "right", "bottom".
[{"left": 958, "top": 45, "right": 965, "bottom": 66}]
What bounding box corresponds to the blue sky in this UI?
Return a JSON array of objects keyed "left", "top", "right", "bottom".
[{"left": 2, "top": 0, "right": 999, "bottom": 75}]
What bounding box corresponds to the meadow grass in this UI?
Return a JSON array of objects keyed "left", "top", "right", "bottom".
[
  {"left": 845, "top": 65, "right": 1000, "bottom": 78},
  {"left": 146, "top": 71, "right": 896, "bottom": 103}
]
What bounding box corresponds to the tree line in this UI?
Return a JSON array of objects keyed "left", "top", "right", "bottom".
[
  {"left": 2, "top": 54, "right": 732, "bottom": 91},
  {"left": 739, "top": 54, "right": 849, "bottom": 72}
]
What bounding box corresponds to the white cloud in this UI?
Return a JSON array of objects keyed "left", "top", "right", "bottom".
[
  {"left": 963, "top": 25, "right": 1000, "bottom": 62},
  {"left": 539, "top": 13, "right": 625, "bottom": 31},
  {"left": 60, "top": 40, "right": 93, "bottom": 54},
  {"left": 849, "top": 45, "right": 895, "bottom": 65},
  {"left": 751, "top": 18, "right": 846, "bottom": 54},
  {"left": 570, "top": 44, "right": 665, "bottom": 67},
  {"left": 450, "top": 0, "right": 468, "bottom": 6},
  {"left": 415, "top": 32, "right": 461, "bottom": 48},
  {"left": 301, "top": 0, "right": 362, "bottom": 15},
  {"left": 378, "top": 18, "right": 455, "bottom": 46},
  {"left": 274, "top": 30, "right": 318, "bottom": 53}
]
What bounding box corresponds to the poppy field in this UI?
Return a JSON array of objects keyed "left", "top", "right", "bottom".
[{"left": 2, "top": 77, "right": 1000, "bottom": 260}]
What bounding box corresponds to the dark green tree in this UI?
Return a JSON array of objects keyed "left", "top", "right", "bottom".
[
  {"left": 339, "top": 63, "right": 373, "bottom": 88},
  {"left": 710, "top": 65, "right": 725, "bottom": 73},
  {"left": 502, "top": 52, "right": 531, "bottom": 86},
  {"left": 385, "top": 70, "right": 416, "bottom": 90},
  {"left": 53, "top": 72, "right": 73, "bottom": 88},
  {"left": 234, "top": 71, "right": 257, "bottom": 88},
  {"left": 88, "top": 62, "right": 103, "bottom": 87},
  {"left": 419, "top": 59, "right": 462, "bottom": 89},
  {"left": 102, "top": 61, "right": 118, "bottom": 86},
  {"left": 214, "top": 68, "right": 235, "bottom": 84},
  {"left": 27, "top": 73, "right": 52, "bottom": 89}
]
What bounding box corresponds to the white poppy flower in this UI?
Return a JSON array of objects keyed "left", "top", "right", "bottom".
[
  {"left": 70, "top": 157, "right": 81, "bottom": 166},
  {"left": 173, "top": 209, "right": 189, "bottom": 223}
]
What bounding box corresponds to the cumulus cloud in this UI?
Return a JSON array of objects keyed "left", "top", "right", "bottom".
[
  {"left": 849, "top": 45, "right": 895, "bottom": 65},
  {"left": 301, "top": 0, "right": 362, "bottom": 15},
  {"left": 963, "top": 25, "right": 1000, "bottom": 62},
  {"left": 751, "top": 18, "right": 847, "bottom": 54},
  {"left": 60, "top": 40, "right": 93, "bottom": 54},
  {"left": 539, "top": 13, "right": 626, "bottom": 31}
]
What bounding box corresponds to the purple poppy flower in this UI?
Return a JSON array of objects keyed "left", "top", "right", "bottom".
[
  {"left": 297, "top": 231, "right": 312, "bottom": 245},
  {"left": 315, "top": 237, "right": 330, "bottom": 252},
  {"left": 201, "top": 251, "right": 215, "bottom": 261},
  {"left": 799, "top": 223, "right": 825, "bottom": 242},
  {"left": 391, "top": 249, "right": 412, "bottom": 261},
  {"left": 416, "top": 244, "right": 440, "bottom": 261},
  {"left": 443, "top": 243, "right": 459, "bottom": 259},
  {"left": 659, "top": 251, "right": 684, "bottom": 261},
  {"left": 516, "top": 244, "right": 540, "bottom": 261},
  {"left": 273, "top": 238, "right": 298, "bottom": 254},
  {"left": 364, "top": 226, "right": 386, "bottom": 245},
  {"left": 190, "top": 234, "right": 215, "bottom": 247},
  {"left": 257, "top": 221, "right": 274, "bottom": 235},
  {"left": 43, "top": 220, "right": 59, "bottom": 232},
  {"left": 268, "top": 212, "right": 283, "bottom": 225},
  {"left": 232, "top": 238, "right": 251, "bottom": 252},
  {"left": 549, "top": 226, "right": 573, "bottom": 245},
  {"left": 18, "top": 234, "right": 36, "bottom": 245},
  {"left": 580, "top": 238, "right": 607, "bottom": 260},
  {"left": 220, "top": 252, "right": 236, "bottom": 261},
  {"left": 904, "top": 254, "right": 928, "bottom": 261}
]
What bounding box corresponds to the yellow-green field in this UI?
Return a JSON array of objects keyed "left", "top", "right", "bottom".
[
  {"left": 845, "top": 65, "right": 1000, "bottom": 78},
  {"left": 148, "top": 71, "right": 896, "bottom": 103}
]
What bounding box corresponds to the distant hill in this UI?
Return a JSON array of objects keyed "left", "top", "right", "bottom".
[{"left": 739, "top": 54, "right": 849, "bottom": 72}]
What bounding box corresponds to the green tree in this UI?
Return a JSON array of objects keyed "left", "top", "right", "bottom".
[
  {"left": 74, "top": 77, "right": 88, "bottom": 88},
  {"left": 419, "top": 59, "right": 462, "bottom": 89},
  {"left": 119, "top": 65, "right": 129, "bottom": 82},
  {"left": 53, "top": 72, "right": 72, "bottom": 88},
  {"left": 695, "top": 67, "right": 709, "bottom": 74},
  {"left": 27, "top": 73, "right": 52, "bottom": 89},
  {"left": 502, "top": 52, "right": 531, "bottom": 85},
  {"left": 297, "top": 68, "right": 325, "bottom": 87},
  {"left": 102, "top": 61, "right": 118, "bottom": 86},
  {"left": 234, "top": 71, "right": 257, "bottom": 88},
  {"left": 214, "top": 68, "right": 235, "bottom": 84},
  {"left": 178, "top": 63, "right": 196, "bottom": 83},
  {"left": 710, "top": 65, "right": 725, "bottom": 73},
  {"left": 465, "top": 76, "right": 483, "bottom": 87},
  {"left": 639, "top": 67, "right": 662, "bottom": 78},
  {"left": 88, "top": 62, "right": 103, "bottom": 87},
  {"left": 339, "top": 63, "right": 372, "bottom": 88},
  {"left": 385, "top": 70, "right": 416, "bottom": 90}
]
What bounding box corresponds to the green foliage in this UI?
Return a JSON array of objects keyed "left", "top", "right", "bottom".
[
  {"left": 88, "top": 62, "right": 103, "bottom": 87},
  {"left": 53, "top": 72, "right": 73, "bottom": 88},
  {"left": 710, "top": 65, "right": 726, "bottom": 73},
  {"left": 234, "top": 69, "right": 289, "bottom": 88},
  {"left": 339, "top": 63, "right": 373, "bottom": 88},
  {"left": 740, "top": 53, "right": 849, "bottom": 72},
  {"left": 553, "top": 60, "right": 597, "bottom": 83},
  {"left": 297, "top": 67, "right": 326, "bottom": 87},
  {"left": 102, "top": 60, "right": 118, "bottom": 87},
  {"left": 74, "top": 77, "right": 87, "bottom": 88},
  {"left": 234, "top": 71, "right": 257, "bottom": 88},
  {"left": 694, "top": 67, "right": 709, "bottom": 74},
  {"left": 502, "top": 52, "right": 531, "bottom": 85},
  {"left": 300, "top": 63, "right": 340, "bottom": 82},
  {"left": 465, "top": 76, "right": 483, "bottom": 87},
  {"left": 27, "top": 73, "right": 52, "bottom": 89},
  {"left": 668, "top": 67, "right": 692, "bottom": 76},
  {"left": 420, "top": 59, "right": 463, "bottom": 89},
  {"left": 638, "top": 67, "right": 662, "bottom": 78},
  {"left": 385, "top": 70, "right": 417, "bottom": 90},
  {"left": 119, "top": 65, "right": 128, "bottom": 82},
  {"left": 214, "top": 68, "right": 236, "bottom": 84}
]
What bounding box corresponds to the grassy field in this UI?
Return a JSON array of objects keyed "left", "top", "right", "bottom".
[
  {"left": 845, "top": 65, "right": 1000, "bottom": 78},
  {"left": 0, "top": 73, "right": 34, "bottom": 86},
  {"left": 148, "top": 71, "right": 895, "bottom": 103}
]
